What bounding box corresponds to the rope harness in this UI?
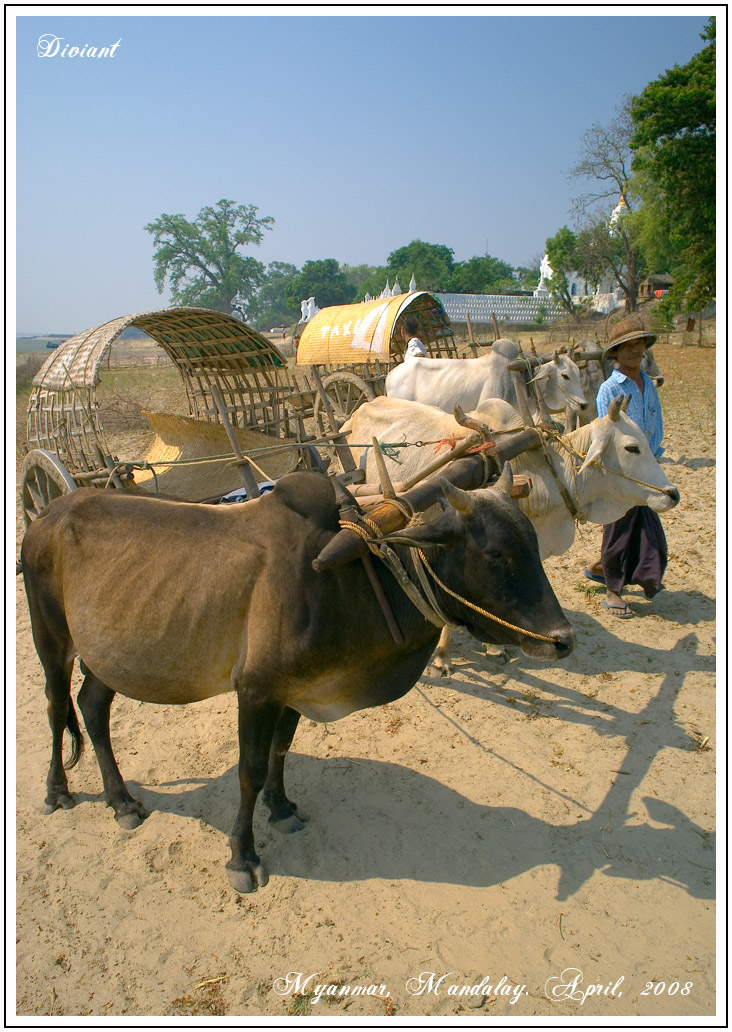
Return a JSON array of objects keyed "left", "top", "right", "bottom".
[
  {"left": 336, "top": 413, "right": 671, "bottom": 643},
  {"left": 338, "top": 488, "right": 561, "bottom": 644},
  {"left": 415, "top": 548, "right": 559, "bottom": 643},
  {"left": 532, "top": 424, "right": 672, "bottom": 525}
]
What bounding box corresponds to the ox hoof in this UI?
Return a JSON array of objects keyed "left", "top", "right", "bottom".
[
  {"left": 226, "top": 862, "right": 269, "bottom": 894},
  {"left": 484, "top": 644, "right": 509, "bottom": 665},
  {"left": 44, "top": 792, "right": 75, "bottom": 814},
  {"left": 268, "top": 803, "right": 309, "bottom": 834},
  {"left": 114, "top": 803, "right": 149, "bottom": 830},
  {"left": 429, "top": 661, "right": 453, "bottom": 678},
  {"left": 115, "top": 811, "right": 146, "bottom": 831},
  {"left": 270, "top": 812, "right": 307, "bottom": 834}
]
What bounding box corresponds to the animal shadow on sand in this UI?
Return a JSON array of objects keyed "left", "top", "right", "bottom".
[
  {"left": 108, "top": 628, "right": 714, "bottom": 903},
  {"left": 671, "top": 455, "right": 715, "bottom": 470}
]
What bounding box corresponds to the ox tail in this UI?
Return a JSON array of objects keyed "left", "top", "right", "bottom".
[{"left": 65, "top": 699, "right": 84, "bottom": 769}]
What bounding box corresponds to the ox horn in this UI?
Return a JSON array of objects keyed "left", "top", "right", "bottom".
[
  {"left": 553, "top": 350, "right": 560, "bottom": 365},
  {"left": 440, "top": 478, "right": 476, "bottom": 516},
  {"left": 371, "top": 436, "right": 397, "bottom": 500},
  {"left": 607, "top": 396, "right": 624, "bottom": 422},
  {"left": 493, "top": 462, "right": 514, "bottom": 497},
  {"left": 621, "top": 395, "right": 631, "bottom": 413}
]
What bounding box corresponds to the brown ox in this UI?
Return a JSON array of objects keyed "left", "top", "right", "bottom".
[{"left": 21, "top": 470, "right": 575, "bottom": 893}]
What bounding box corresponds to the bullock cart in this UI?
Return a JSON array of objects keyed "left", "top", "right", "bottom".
[
  {"left": 18, "top": 301, "right": 541, "bottom": 535},
  {"left": 295, "top": 291, "right": 458, "bottom": 440},
  {"left": 20, "top": 306, "right": 349, "bottom": 525}
]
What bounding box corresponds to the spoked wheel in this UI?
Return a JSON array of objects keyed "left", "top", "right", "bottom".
[
  {"left": 312, "top": 371, "right": 375, "bottom": 436},
  {"left": 20, "top": 450, "right": 77, "bottom": 526},
  {"left": 312, "top": 371, "right": 375, "bottom": 473}
]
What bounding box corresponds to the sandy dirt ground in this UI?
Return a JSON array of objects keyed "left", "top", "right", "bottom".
[{"left": 13, "top": 342, "right": 718, "bottom": 1020}]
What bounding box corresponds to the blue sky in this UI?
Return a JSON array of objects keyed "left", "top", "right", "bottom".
[{"left": 12, "top": 8, "right": 716, "bottom": 333}]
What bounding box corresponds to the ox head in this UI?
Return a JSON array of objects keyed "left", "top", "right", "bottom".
[
  {"left": 577, "top": 395, "right": 679, "bottom": 523},
  {"left": 641, "top": 348, "right": 664, "bottom": 386},
  {"left": 388, "top": 465, "right": 575, "bottom": 660},
  {"left": 531, "top": 352, "right": 587, "bottom": 413}
]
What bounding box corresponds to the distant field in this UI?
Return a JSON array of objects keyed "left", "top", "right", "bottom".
[
  {"left": 16, "top": 328, "right": 157, "bottom": 355},
  {"left": 16, "top": 336, "right": 72, "bottom": 354}
]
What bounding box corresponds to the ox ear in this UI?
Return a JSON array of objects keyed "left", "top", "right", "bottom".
[
  {"left": 578, "top": 436, "right": 609, "bottom": 474},
  {"left": 440, "top": 478, "right": 476, "bottom": 516},
  {"left": 607, "top": 395, "right": 624, "bottom": 422}
]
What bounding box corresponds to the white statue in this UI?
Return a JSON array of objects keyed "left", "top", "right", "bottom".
[
  {"left": 299, "top": 297, "right": 320, "bottom": 322},
  {"left": 534, "top": 254, "right": 553, "bottom": 297}
]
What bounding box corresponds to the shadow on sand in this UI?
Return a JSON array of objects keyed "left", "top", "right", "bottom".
[{"left": 102, "top": 632, "right": 715, "bottom": 903}]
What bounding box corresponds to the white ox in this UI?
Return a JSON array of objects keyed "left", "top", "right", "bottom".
[
  {"left": 344, "top": 395, "right": 679, "bottom": 560},
  {"left": 344, "top": 393, "right": 680, "bottom": 671},
  {"left": 385, "top": 338, "right": 587, "bottom": 422}
]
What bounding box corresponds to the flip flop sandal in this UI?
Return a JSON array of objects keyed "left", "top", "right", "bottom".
[
  {"left": 584, "top": 568, "right": 606, "bottom": 584},
  {"left": 602, "top": 600, "right": 634, "bottom": 618}
]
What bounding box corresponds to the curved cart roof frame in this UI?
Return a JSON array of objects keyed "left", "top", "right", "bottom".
[{"left": 27, "top": 306, "right": 294, "bottom": 477}]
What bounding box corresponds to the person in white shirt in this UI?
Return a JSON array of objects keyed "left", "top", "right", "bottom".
[{"left": 400, "top": 315, "right": 428, "bottom": 359}]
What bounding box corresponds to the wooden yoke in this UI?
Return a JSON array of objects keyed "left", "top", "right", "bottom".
[{"left": 314, "top": 418, "right": 541, "bottom": 572}]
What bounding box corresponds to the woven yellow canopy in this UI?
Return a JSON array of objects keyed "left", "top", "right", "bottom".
[{"left": 296, "top": 292, "right": 451, "bottom": 366}]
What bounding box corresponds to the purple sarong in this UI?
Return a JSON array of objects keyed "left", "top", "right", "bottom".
[{"left": 601, "top": 507, "right": 668, "bottom": 599}]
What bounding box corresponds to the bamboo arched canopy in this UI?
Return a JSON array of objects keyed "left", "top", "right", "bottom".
[
  {"left": 33, "top": 305, "right": 286, "bottom": 393},
  {"left": 27, "top": 307, "right": 294, "bottom": 478},
  {"left": 295, "top": 292, "right": 456, "bottom": 366}
]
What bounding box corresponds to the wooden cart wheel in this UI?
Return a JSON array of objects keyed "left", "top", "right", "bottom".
[
  {"left": 312, "top": 371, "right": 375, "bottom": 436},
  {"left": 20, "top": 449, "right": 78, "bottom": 526}
]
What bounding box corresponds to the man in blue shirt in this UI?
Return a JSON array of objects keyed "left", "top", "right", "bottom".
[{"left": 585, "top": 317, "right": 668, "bottom": 617}]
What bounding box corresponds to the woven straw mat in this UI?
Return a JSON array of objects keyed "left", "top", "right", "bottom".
[{"left": 133, "top": 410, "right": 299, "bottom": 501}]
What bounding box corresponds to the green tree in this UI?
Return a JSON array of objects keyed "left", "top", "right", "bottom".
[
  {"left": 627, "top": 169, "right": 675, "bottom": 276},
  {"left": 576, "top": 216, "right": 645, "bottom": 312},
  {"left": 514, "top": 263, "right": 542, "bottom": 292},
  {"left": 446, "top": 254, "right": 514, "bottom": 293},
  {"left": 246, "top": 261, "right": 300, "bottom": 329},
  {"left": 545, "top": 227, "right": 579, "bottom": 313},
  {"left": 354, "top": 267, "right": 391, "bottom": 301},
  {"left": 341, "top": 264, "right": 381, "bottom": 295},
  {"left": 630, "top": 18, "right": 716, "bottom": 309},
  {"left": 386, "top": 240, "right": 455, "bottom": 291},
  {"left": 284, "top": 259, "right": 356, "bottom": 311},
  {"left": 144, "top": 200, "right": 275, "bottom": 315}
]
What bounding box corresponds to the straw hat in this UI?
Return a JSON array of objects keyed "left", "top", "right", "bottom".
[{"left": 603, "top": 316, "right": 657, "bottom": 358}]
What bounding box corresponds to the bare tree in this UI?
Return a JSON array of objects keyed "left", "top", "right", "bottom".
[
  {"left": 568, "top": 98, "right": 644, "bottom": 311},
  {"left": 569, "top": 97, "right": 635, "bottom": 218}
]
